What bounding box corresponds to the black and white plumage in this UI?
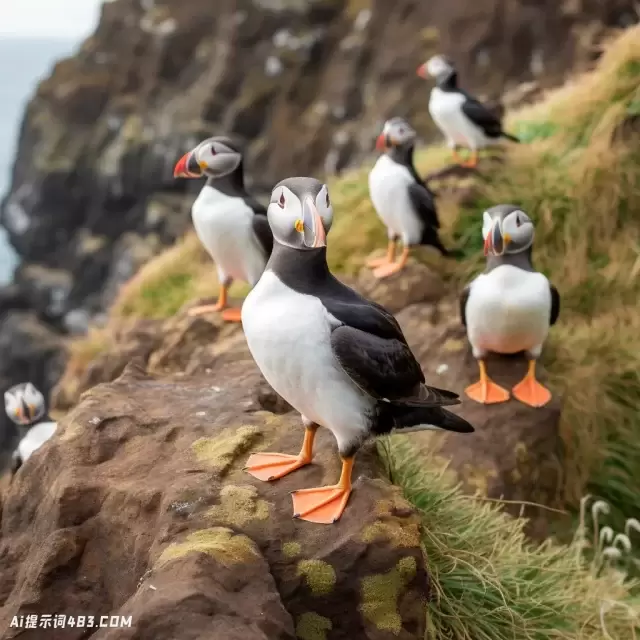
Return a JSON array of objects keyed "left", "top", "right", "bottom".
[
  {"left": 367, "top": 117, "right": 454, "bottom": 279},
  {"left": 241, "top": 177, "right": 473, "bottom": 524},
  {"left": 417, "top": 55, "right": 519, "bottom": 167},
  {"left": 4, "top": 382, "right": 57, "bottom": 474},
  {"left": 174, "top": 136, "right": 273, "bottom": 321},
  {"left": 460, "top": 205, "right": 560, "bottom": 407}
]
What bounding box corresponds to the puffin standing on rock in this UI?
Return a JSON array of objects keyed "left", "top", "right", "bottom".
[
  {"left": 417, "top": 55, "right": 519, "bottom": 168},
  {"left": 460, "top": 205, "right": 560, "bottom": 407},
  {"left": 241, "top": 177, "right": 474, "bottom": 524},
  {"left": 4, "top": 382, "right": 57, "bottom": 474},
  {"left": 173, "top": 136, "right": 273, "bottom": 322},
  {"left": 368, "top": 117, "right": 453, "bottom": 279}
]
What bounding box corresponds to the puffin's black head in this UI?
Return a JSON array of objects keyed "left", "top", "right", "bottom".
[
  {"left": 173, "top": 136, "right": 243, "bottom": 180},
  {"left": 482, "top": 204, "right": 535, "bottom": 257},
  {"left": 4, "top": 382, "right": 46, "bottom": 427},
  {"left": 375, "top": 117, "right": 417, "bottom": 152},
  {"left": 417, "top": 54, "right": 456, "bottom": 81},
  {"left": 267, "top": 177, "right": 333, "bottom": 251}
]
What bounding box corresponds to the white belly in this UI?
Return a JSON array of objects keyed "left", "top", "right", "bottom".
[
  {"left": 192, "top": 186, "right": 267, "bottom": 286},
  {"left": 428, "top": 88, "right": 490, "bottom": 150},
  {"left": 17, "top": 421, "right": 57, "bottom": 463},
  {"left": 465, "top": 265, "right": 551, "bottom": 357},
  {"left": 242, "top": 271, "right": 373, "bottom": 453},
  {"left": 368, "top": 156, "right": 423, "bottom": 245}
]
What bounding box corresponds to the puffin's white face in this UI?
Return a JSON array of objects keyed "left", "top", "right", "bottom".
[
  {"left": 376, "top": 118, "right": 417, "bottom": 151},
  {"left": 417, "top": 55, "right": 455, "bottom": 79},
  {"left": 4, "top": 382, "right": 45, "bottom": 426},
  {"left": 267, "top": 180, "right": 333, "bottom": 251},
  {"left": 483, "top": 208, "right": 535, "bottom": 256},
  {"left": 173, "top": 137, "right": 242, "bottom": 180}
]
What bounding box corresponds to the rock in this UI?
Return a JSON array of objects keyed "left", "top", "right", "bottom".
[
  {"left": 396, "top": 301, "right": 564, "bottom": 539},
  {"left": 1, "top": 363, "right": 428, "bottom": 639},
  {"left": 356, "top": 261, "right": 446, "bottom": 313}
]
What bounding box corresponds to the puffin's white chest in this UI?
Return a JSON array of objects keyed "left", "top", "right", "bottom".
[
  {"left": 242, "top": 271, "right": 372, "bottom": 451},
  {"left": 428, "top": 88, "right": 489, "bottom": 149},
  {"left": 465, "top": 265, "right": 551, "bottom": 357},
  {"left": 191, "top": 186, "right": 266, "bottom": 285},
  {"left": 17, "top": 421, "right": 57, "bottom": 463},
  {"left": 368, "top": 156, "right": 423, "bottom": 244}
]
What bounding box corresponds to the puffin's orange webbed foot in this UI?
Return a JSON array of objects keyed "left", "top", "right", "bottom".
[
  {"left": 461, "top": 151, "right": 479, "bottom": 168},
  {"left": 244, "top": 427, "right": 316, "bottom": 481},
  {"left": 366, "top": 240, "right": 397, "bottom": 268},
  {"left": 465, "top": 379, "right": 510, "bottom": 404},
  {"left": 291, "top": 456, "right": 353, "bottom": 524},
  {"left": 220, "top": 307, "right": 242, "bottom": 323},
  {"left": 465, "top": 360, "right": 509, "bottom": 404},
  {"left": 244, "top": 452, "right": 311, "bottom": 481},
  {"left": 512, "top": 361, "right": 552, "bottom": 408},
  {"left": 188, "top": 302, "right": 225, "bottom": 317},
  {"left": 372, "top": 261, "right": 405, "bottom": 279}
]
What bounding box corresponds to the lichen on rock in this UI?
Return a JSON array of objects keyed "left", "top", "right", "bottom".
[
  {"left": 191, "top": 425, "right": 263, "bottom": 475},
  {"left": 156, "top": 527, "right": 262, "bottom": 568}
]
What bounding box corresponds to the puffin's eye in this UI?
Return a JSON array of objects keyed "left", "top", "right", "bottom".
[
  {"left": 210, "top": 145, "right": 217, "bottom": 155},
  {"left": 278, "top": 192, "right": 285, "bottom": 209},
  {"left": 516, "top": 215, "right": 521, "bottom": 227},
  {"left": 325, "top": 191, "right": 330, "bottom": 207}
]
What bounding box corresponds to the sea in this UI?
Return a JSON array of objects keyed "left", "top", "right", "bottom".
[{"left": 0, "top": 37, "right": 76, "bottom": 285}]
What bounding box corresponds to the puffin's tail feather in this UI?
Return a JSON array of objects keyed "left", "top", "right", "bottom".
[
  {"left": 387, "top": 405, "right": 474, "bottom": 434},
  {"left": 502, "top": 131, "right": 520, "bottom": 143},
  {"left": 396, "top": 383, "right": 460, "bottom": 408}
]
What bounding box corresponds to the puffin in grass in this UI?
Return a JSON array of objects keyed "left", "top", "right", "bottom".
[
  {"left": 460, "top": 205, "right": 560, "bottom": 407},
  {"left": 241, "top": 177, "right": 474, "bottom": 524},
  {"left": 367, "top": 117, "right": 455, "bottom": 279},
  {"left": 173, "top": 136, "right": 273, "bottom": 322},
  {"left": 4, "top": 382, "right": 57, "bottom": 475},
  {"left": 417, "top": 55, "right": 519, "bottom": 168}
]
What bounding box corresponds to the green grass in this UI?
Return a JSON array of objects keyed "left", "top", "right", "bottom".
[{"left": 381, "top": 437, "right": 640, "bottom": 639}]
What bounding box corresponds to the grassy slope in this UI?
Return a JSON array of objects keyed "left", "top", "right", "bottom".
[{"left": 66, "top": 26, "right": 640, "bottom": 637}]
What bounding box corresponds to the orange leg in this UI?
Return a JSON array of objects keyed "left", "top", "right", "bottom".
[
  {"left": 244, "top": 426, "right": 316, "bottom": 482},
  {"left": 291, "top": 456, "right": 354, "bottom": 524},
  {"left": 461, "top": 150, "right": 479, "bottom": 168},
  {"left": 465, "top": 360, "right": 510, "bottom": 404},
  {"left": 220, "top": 307, "right": 242, "bottom": 323},
  {"left": 372, "top": 246, "right": 410, "bottom": 279},
  {"left": 366, "top": 240, "right": 397, "bottom": 268},
  {"left": 188, "top": 284, "right": 228, "bottom": 317},
  {"left": 512, "top": 360, "right": 552, "bottom": 408}
]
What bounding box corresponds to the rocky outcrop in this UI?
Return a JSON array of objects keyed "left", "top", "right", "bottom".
[
  {"left": 1, "top": 362, "right": 428, "bottom": 640},
  {"left": 52, "top": 262, "right": 565, "bottom": 538}
]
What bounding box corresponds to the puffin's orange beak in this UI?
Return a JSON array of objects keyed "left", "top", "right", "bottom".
[
  {"left": 173, "top": 151, "right": 200, "bottom": 178},
  {"left": 375, "top": 134, "right": 387, "bottom": 151},
  {"left": 416, "top": 64, "right": 427, "bottom": 78},
  {"left": 483, "top": 230, "right": 492, "bottom": 256}
]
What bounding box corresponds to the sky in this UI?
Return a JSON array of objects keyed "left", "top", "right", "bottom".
[{"left": 0, "top": 0, "right": 103, "bottom": 40}]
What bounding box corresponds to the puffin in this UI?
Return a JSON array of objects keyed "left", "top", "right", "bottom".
[
  {"left": 460, "top": 205, "right": 560, "bottom": 407},
  {"left": 416, "top": 55, "right": 519, "bottom": 168},
  {"left": 367, "top": 117, "right": 453, "bottom": 279},
  {"left": 173, "top": 136, "right": 273, "bottom": 322},
  {"left": 4, "top": 382, "right": 57, "bottom": 474},
  {"left": 241, "top": 177, "right": 474, "bottom": 524}
]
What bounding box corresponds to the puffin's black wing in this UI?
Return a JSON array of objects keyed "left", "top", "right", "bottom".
[
  {"left": 407, "top": 183, "right": 440, "bottom": 229},
  {"left": 251, "top": 212, "right": 273, "bottom": 258},
  {"left": 323, "top": 292, "right": 459, "bottom": 407},
  {"left": 460, "top": 93, "right": 504, "bottom": 139},
  {"left": 550, "top": 284, "right": 560, "bottom": 326},
  {"left": 459, "top": 285, "right": 471, "bottom": 327}
]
